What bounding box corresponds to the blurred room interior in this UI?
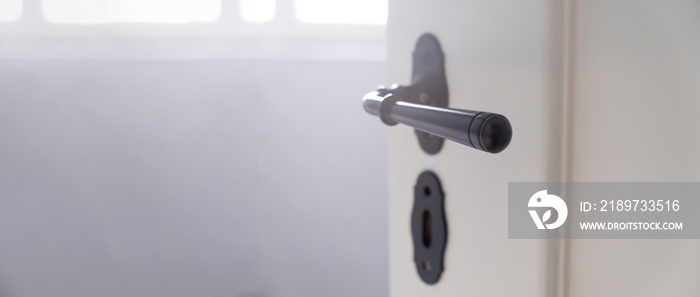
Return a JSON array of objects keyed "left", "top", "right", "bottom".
[{"left": 0, "top": 1, "right": 389, "bottom": 296}]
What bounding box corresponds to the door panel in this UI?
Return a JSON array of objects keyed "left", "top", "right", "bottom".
[
  {"left": 389, "top": 1, "right": 700, "bottom": 296},
  {"left": 568, "top": 1, "right": 700, "bottom": 296},
  {"left": 387, "top": 1, "right": 554, "bottom": 296}
]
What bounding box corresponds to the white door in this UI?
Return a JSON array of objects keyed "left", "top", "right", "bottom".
[
  {"left": 567, "top": 1, "right": 700, "bottom": 296},
  {"left": 386, "top": 1, "right": 700, "bottom": 296}
]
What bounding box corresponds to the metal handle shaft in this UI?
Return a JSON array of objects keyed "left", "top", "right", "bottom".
[{"left": 363, "top": 91, "right": 512, "bottom": 154}]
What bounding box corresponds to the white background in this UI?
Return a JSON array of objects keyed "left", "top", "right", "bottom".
[{"left": 0, "top": 1, "right": 389, "bottom": 296}]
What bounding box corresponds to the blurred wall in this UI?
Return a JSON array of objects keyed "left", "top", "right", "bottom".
[{"left": 0, "top": 59, "right": 387, "bottom": 297}]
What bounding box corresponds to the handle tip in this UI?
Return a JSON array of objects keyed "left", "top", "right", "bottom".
[{"left": 478, "top": 114, "right": 512, "bottom": 154}]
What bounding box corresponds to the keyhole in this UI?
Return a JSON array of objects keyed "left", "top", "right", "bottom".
[
  {"left": 422, "top": 210, "right": 432, "bottom": 248},
  {"left": 423, "top": 186, "right": 431, "bottom": 197}
]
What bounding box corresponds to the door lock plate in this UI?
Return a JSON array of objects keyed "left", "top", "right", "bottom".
[{"left": 411, "top": 171, "right": 447, "bottom": 284}]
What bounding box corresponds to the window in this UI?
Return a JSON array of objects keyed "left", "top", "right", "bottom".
[
  {"left": 0, "top": 0, "right": 22, "bottom": 22},
  {"left": 1, "top": 0, "right": 385, "bottom": 42},
  {"left": 42, "top": 0, "right": 220, "bottom": 23},
  {"left": 240, "top": 0, "right": 275, "bottom": 23},
  {"left": 295, "top": 0, "right": 387, "bottom": 24}
]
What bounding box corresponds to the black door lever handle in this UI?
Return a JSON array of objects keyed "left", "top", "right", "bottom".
[
  {"left": 363, "top": 88, "right": 512, "bottom": 154},
  {"left": 362, "top": 33, "right": 512, "bottom": 154}
]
